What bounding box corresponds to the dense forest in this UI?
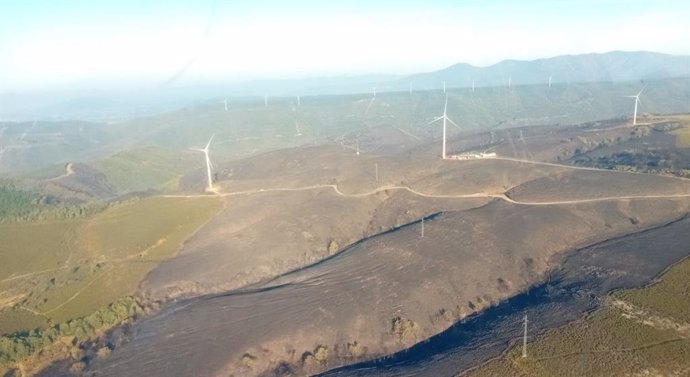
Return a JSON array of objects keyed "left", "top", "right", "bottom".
[{"left": 0, "top": 182, "right": 104, "bottom": 222}]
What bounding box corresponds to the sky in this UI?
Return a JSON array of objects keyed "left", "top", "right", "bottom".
[{"left": 1, "top": 0, "right": 689, "bottom": 92}]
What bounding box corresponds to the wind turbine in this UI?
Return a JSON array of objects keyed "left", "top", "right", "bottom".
[
  {"left": 548, "top": 75, "right": 552, "bottom": 88},
  {"left": 296, "top": 95, "right": 301, "bottom": 107},
  {"left": 427, "top": 95, "right": 461, "bottom": 159},
  {"left": 190, "top": 135, "right": 215, "bottom": 192},
  {"left": 224, "top": 98, "right": 228, "bottom": 112},
  {"left": 625, "top": 86, "right": 645, "bottom": 125}
]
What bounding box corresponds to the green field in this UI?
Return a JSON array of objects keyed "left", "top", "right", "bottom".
[
  {"left": 665, "top": 115, "right": 690, "bottom": 148},
  {"left": 0, "top": 195, "right": 222, "bottom": 335},
  {"left": 466, "top": 257, "right": 690, "bottom": 377},
  {"left": 673, "top": 129, "right": 690, "bottom": 148}
]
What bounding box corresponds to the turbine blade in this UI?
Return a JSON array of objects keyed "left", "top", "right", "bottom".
[
  {"left": 425, "top": 117, "right": 443, "bottom": 126},
  {"left": 637, "top": 85, "right": 646, "bottom": 97},
  {"left": 205, "top": 134, "right": 215, "bottom": 149},
  {"left": 190, "top": 148, "right": 205, "bottom": 152},
  {"left": 447, "top": 117, "right": 462, "bottom": 130}
]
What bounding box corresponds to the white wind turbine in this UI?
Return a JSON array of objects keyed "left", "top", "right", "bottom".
[
  {"left": 190, "top": 135, "right": 215, "bottom": 192},
  {"left": 625, "top": 86, "right": 646, "bottom": 125},
  {"left": 427, "top": 94, "right": 461, "bottom": 159}
]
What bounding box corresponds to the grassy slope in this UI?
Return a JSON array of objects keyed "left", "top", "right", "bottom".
[
  {"left": 92, "top": 147, "right": 200, "bottom": 194},
  {"left": 0, "top": 196, "right": 222, "bottom": 334},
  {"left": 466, "top": 256, "right": 690, "bottom": 377}
]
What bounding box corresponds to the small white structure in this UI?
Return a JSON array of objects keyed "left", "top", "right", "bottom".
[{"left": 449, "top": 152, "right": 497, "bottom": 160}]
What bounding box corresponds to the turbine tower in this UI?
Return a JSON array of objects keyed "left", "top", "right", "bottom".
[
  {"left": 625, "top": 86, "right": 645, "bottom": 125},
  {"left": 191, "top": 135, "right": 215, "bottom": 192},
  {"left": 365, "top": 87, "right": 376, "bottom": 115},
  {"left": 443, "top": 81, "right": 446, "bottom": 93},
  {"left": 427, "top": 95, "right": 461, "bottom": 159}
]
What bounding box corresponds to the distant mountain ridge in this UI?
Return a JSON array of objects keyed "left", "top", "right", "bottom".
[
  {"left": 1, "top": 51, "right": 688, "bottom": 121},
  {"left": 405, "top": 51, "right": 690, "bottom": 90}
]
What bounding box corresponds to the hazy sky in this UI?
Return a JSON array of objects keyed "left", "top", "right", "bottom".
[{"left": 2, "top": 0, "right": 689, "bottom": 91}]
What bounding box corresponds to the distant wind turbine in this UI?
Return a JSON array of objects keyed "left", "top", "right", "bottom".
[
  {"left": 190, "top": 135, "right": 215, "bottom": 192},
  {"left": 472, "top": 79, "right": 475, "bottom": 93},
  {"left": 548, "top": 75, "right": 552, "bottom": 88},
  {"left": 224, "top": 98, "right": 228, "bottom": 112},
  {"left": 409, "top": 82, "right": 413, "bottom": 96},
  {"left": 297, "top": 95, "right": 301, "bottom": 107},
  {"left": 427, "top": 94, "right": 461, "bottom": 159},
  {"left": 508, "top": 76, "right": 512, "bottom": 89},
  {"left": 625, "top": 86, "right": 646, "bottom": 125}
]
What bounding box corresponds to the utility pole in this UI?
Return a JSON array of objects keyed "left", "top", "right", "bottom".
[{"left": 522, "top": 314, "right": 528, "bottom": 358}]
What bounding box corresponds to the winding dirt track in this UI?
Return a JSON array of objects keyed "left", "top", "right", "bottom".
[
  {"left": 163, "top": 185, "right": 690, "bottom": 207},
  {"left": 164, "top": 158, "right": 690, "bottom": 205}
]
